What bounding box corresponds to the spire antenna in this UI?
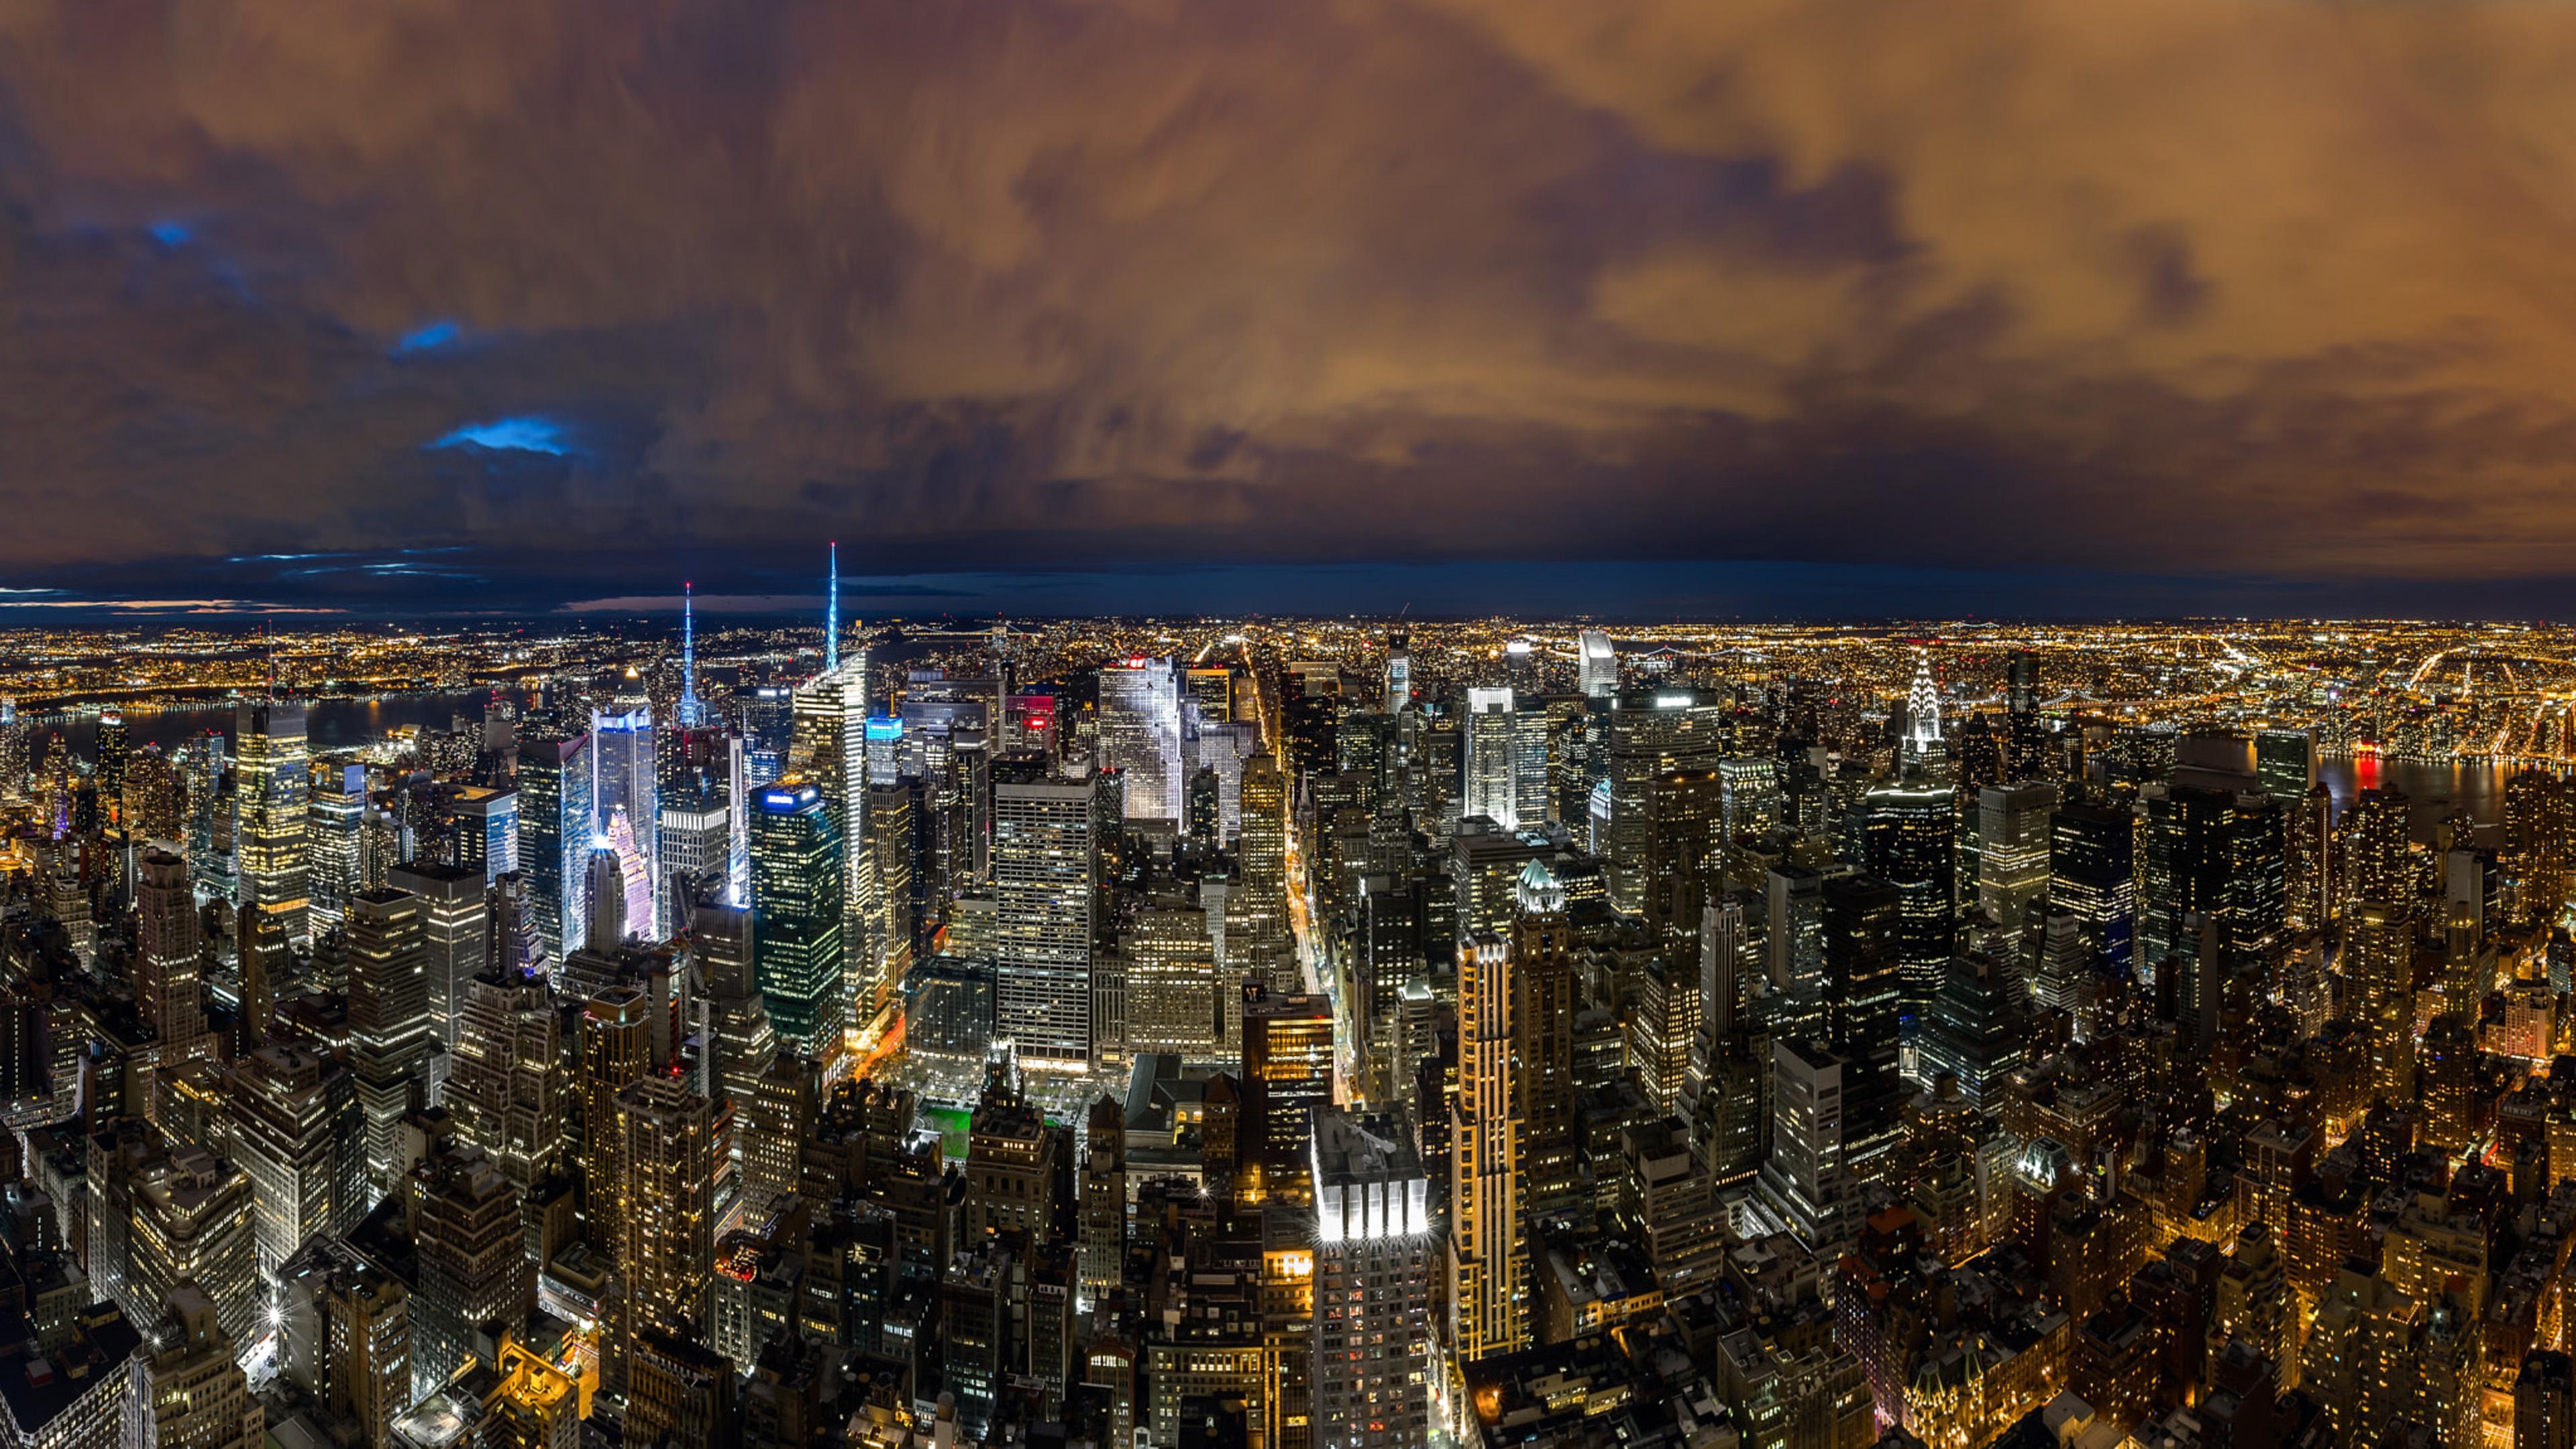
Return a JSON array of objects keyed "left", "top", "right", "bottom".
[
  {"left": 824, "top": 541, "right": 841, "bottom": 676},
  {"left": 676, "top": 580, "right": 706, "bottom": 727}
]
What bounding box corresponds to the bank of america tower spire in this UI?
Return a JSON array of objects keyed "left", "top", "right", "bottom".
[{"left": 824, "top": 540, "right": 840, "bottom": 676}]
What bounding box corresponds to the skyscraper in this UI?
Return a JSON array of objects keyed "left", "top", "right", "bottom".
[
  {"left": 616, "top": 1075, "right": 718, "bottom": 1363},
  {"left": 229, "top": 1042, "right": 367, "bottom": 1275},
  {"left": 1900, "top": 649, "right": 1949, "bottom": 780},
  {"left": 1311, "top": 1108, "right": 1432, "bottom": 1449},
  {"left": 2137, "top": 779, "right": 2288, "bottom": 987},
  {"left": 131, "top": 1285, "right": 264, "bottom": 1449},
  {"left": 789, "top": 651, "right": 869, "bottom": 1034},
  {"left": 1511, "top": 861, "right": 1584, "bottom": 1228},
  {"left": 96, "top": 708, "right": 129, "bottom": 820},
  {"left": 516, "top": 727, "right": 595, "bottom": 969},
  {"left": 1862, "top": 776, "right": 1956, "bottom": 1038},
  {"left": 1976, "top": 781, "right": 2056, "bottom": 953},
  {"left": 582, "top": 985, "right": 655, "bottom": 1254},
  {"left": 2050, "top": 797, "right": 2136, "bottom": 975},
  {"left": 388, "top": 862, "right": 489, "bottom": 1047},
  {"left": 1578, "top": 629, "right": 1617, "bottom": 698},
  {"left": 1821, "top": 873, "right": 1903, "bottom": 1177},
  {"left": 2254, "top": 727, "right": 2317, "bottom": 806},
  {"left": 1098, "top": 657, "right": 1185, "bottom": 828},
  {"left": 447, "top": 966, "right": 570, "bottom": 1192},
  {"left": 124, "top": 1143, "right": 260, "bottom": 1350},
  {"left": 308, "top": 762, "right": 367, "bottom": 930},
  {"left": 1463, "top": 687, "right": 1520, "bottom": 827},
  {"left": 1240, "top": 983, "right": 1334, "bottom": 1205},
  {"left": 1448, "top": 933, "right": 1526, "bottom": 1362},
  {"left": 235, "top": 698, "right": 313, "bottom": 947},
  {"left": 750, "top": 777, "right": 846, "bottom": 1055},
  {"left": 1599, "top": 688, "right": 1729, "bottom": 915},
  {"left": 1758, "top": 1038, "right": 1856, "bottom": 1252},
  {"left": 450, "top": 785, "right": 519, "bottom": 885},
  {"left": 592, "top": 701, "right": 661, "bottom": 941},
  {"left": 134, "top": 847, "right": 209, "bottom": 1067},
  {"left": 992, "top": 759, "right": 1095, "bottom": 1067},
  {"left": 347, "top": 888, "right": 439, "bottom": 1189},
  {"left": 409, "top": 1148, "right": 531, "bottom": 1401}
]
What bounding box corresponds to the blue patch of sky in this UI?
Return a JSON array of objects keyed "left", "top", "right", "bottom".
[
  {"left": 392, "top": 320, "right": 463, "bottom": 354},
  {"left": 429, "top": 417, "right": 573, "bottom": 455}
]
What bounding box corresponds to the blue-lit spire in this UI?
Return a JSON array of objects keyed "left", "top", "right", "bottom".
[
  {"left": 824, "top": 540, "right": 840, "bottom": 676},
  {"left": 676, "top": 582, "right": 706, "bottom": 727}
]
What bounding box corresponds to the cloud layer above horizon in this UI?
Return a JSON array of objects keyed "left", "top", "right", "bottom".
[{"left": 7, "top": 0, "right": 2576, "bottom": 602}]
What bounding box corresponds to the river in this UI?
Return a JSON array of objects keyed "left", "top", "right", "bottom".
[{"left": 28, "top": 691, "right": 516, "bottom": 756}]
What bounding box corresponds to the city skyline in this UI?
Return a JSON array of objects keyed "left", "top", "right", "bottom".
[{"left": 10, "top": 5, "right": 2576, "bottom": 1448}]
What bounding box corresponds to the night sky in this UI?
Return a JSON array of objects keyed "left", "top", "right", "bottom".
[{"left": 6, "top": 1, "right": 2576, "bottom": 619}]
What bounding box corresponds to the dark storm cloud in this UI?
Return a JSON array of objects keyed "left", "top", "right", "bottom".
[{"left": 5, "top": 0, "right": 2576, "bottom": 610}]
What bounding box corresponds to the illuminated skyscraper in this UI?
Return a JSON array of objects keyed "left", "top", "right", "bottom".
[
  {"left": 616, "top": 1075, "right": 717, "bottom": 1363},
  {"left": 227, "top": 1041, "right": 366, "bottom": 1275},
  {"left": 96, "top": 708, "right": 128, "bottom": 820},
  {"left": 1311, "top": 1108, "right": 1432, "bottom": 1449},
  {"left": 131, "top": 1285, "right": 264, "bottom": 1449},
  {"left": 1511, "top": 861, "right": 1584, "bottom": 1227},
  {"left": 408, "top": 1148, "right": 530, "bottom": 1401},
  {"left": 741, "top": 684, "right": 793, "bottom": 786},
  {"left": 234, "top": 698, "right": 313, "bottom": 947},
  {"left": 447, "top": 966, "right": 570, "bottom": 1191},
  {"left": 750, "top": 777, "right": 845, "bottom": 1055},
  {"left": 657, "top": 800, "right": 730, "bottom": 929},
  {"left": 2137, "top": 779, "right": 2287, "bottom": 985},
  {"left": 323, "top": 1264, "right": 411, "bottom": 1449},
  {"left": 592, "top": 702, "right": 661, "bottom": 940},
  {"left": 124, "top": 1142, "right": 260, "bottom": 1350},
  {"left": 604, "top": 803, "right": 655, "bottom": 943},
  {"left": 1976, "top": 781, "right": 2056, "bottom": 953},
  {"left": 2508, "top": 772, "right": 2573, "bottom": 928},
  {"left": 992, "top": 760, "right": 1094, "bottom": 1067},
  {"left": 1599, "top": 687, "right": 1728, "bottom": 915},
  {"left": 185, "top": 731, "right": 234, "bottom": 904},
  {"left": 2050, "top": 798, "right": 2135, "bottom": 974},
  {"left": 450, "top": 785, "right": 519, "bottom": 885},
  {"left": 789, "top": 654, "right": 869, "bottom": 1030},
  {"left": 347, "top": 888, "right": 438, "bottom": 1189},
  {"left": 2348, "top": 899, "right": 2416, "bottom": 1101},
  {"left": 1383, "top": 630, "right": 1411, "bottom": 712},
  {"left": 823, "top": 539, "right": 841, "bottom": 674},
  {"left": 135, "top": 847, "right": 209, "bottom": 1066},
  {"left": 2343, "top": 786, "right": 2412, "bottom": 913},
  {"left": 1900, "top": 649, "right": 1948, "bottom": 780},
  {"left": 490, "top": 871, "right": 545, "bottom": 976},
  {"left": 1821, "top": 873, "right": 1903, "bottom": 1175},
  {"left": 1463, "top": 687, "right": 1519, "bottom": 826},
  {"left": 1098, "top": 657, "right": 1185, "bottom": 828},
  {"left": 586, "top": 847, "right": 630, "bottom": 953},
  {"left": 1758, "top": 1038, "right": 1856, "bottom": 1252},
  {"left": 388, "top": 862, "right": 488, "bottom": 1047},
  {"left": 1578, "top": 629, "right": 1617, "bottom": 698},
  {"left": 307, "top": 761, "right": 366, "bottom": 930},
  {"left": 582, "top": 985, "right": 655, "bottom": 1255},
  {"left": 2255, "top": 727, "right": 2316, "bottom": 805},
  {"left": 1448, "top": 933, "right": 1526, "bottom": 1362},
  {"left": 516, "top": 727, "right": 594, "bottom": 968},
  {"left": 1862, "top": 777, "right": 1956, "bottom": 1038},
  {"left": 1240, "top": 983, "right": 1333, "bottom": 1205}
]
